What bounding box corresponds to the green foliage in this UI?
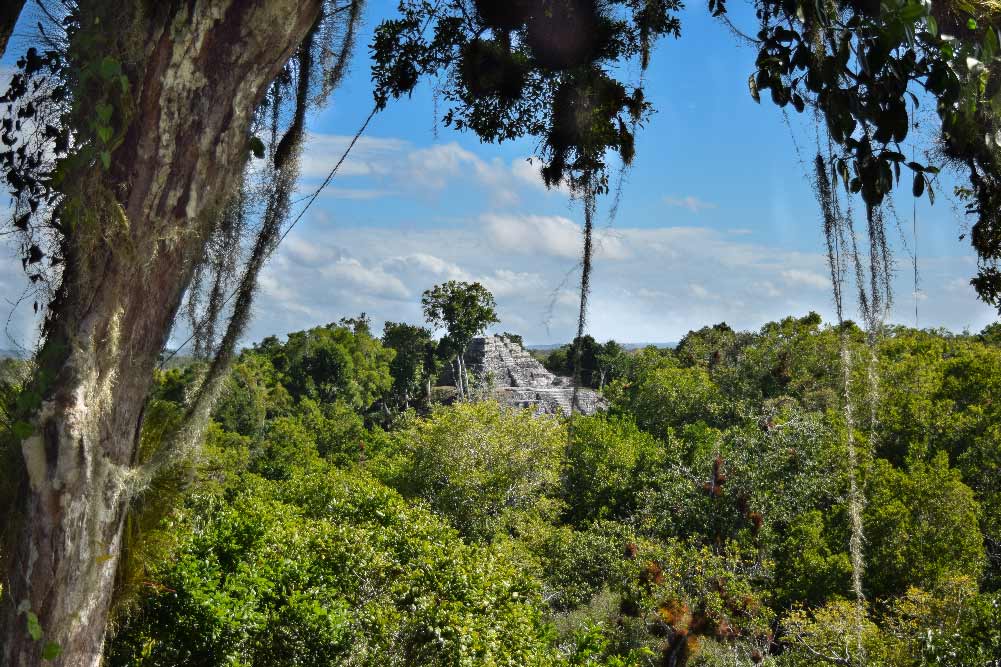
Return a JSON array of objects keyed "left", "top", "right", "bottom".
[
  {"left": 610, "top": 365, "right": 731, "bottom": 437},
  {"left": 884, "top": 576, "right": 1001, "bottom": 666},
  {"left": 738, "top": 0, "right": 1001, "bottom": 308},
  {"left": 254, "top": 317, "right": 395, "bottom": 411},
  {"left": 561, "top": 415, "right": 662, "bottom": 525},
  {"left": 212, "top": 361, "right": 268, "bottom": 437},
  {"left": 875, "top": 327, "right": 1001, "bottom": 464},
  {"left": 980, "top": 321, "right": 1001, "bottom": 345},
  {"left": 396, "top": 401, "right": 565, "bottom": 541},
  {"left": 771, "top": 510, "right": 852, "bottom": 609},
  {"left": 107, "top": 315, "right": 1001, "bottom": 665},
  {"left": 534, "top": 521, "right": 636, "bottom": 611},
  {"left": 107, "top": 468, "right": 559, "bottom": 667},
  {"left": 778, "top": 600, "right": 899, "bottom": 667},
  {"left": 297, "top": 397, "right": 368, "bottom": 465},
  {"left": 421, "top": 281, "right": 499, "bottom": 353},
  {"left": 500, "top": 332, "right": 524, "bottom": 347},
  {"left": 544, "top": 336, "right": 627, "bottom": 389},
  {"left": 382, "top": 321, "right": 438, "bottom": 409},
  {"left": 676, "top": 314, "right": 843, "bottom": 413},
  {"left": 865, "top": 453, "right": 984, "bottom": 599}
]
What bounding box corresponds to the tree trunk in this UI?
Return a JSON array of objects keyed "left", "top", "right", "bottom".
[
  {"left": 0, "top": 0, "right": 25, "bottom": 59},
  {"left": 0, "top": 2, "right": 322, "bottom": 665},
  {"left": 458, "top": 353, "right": 467, "bottom": 399}
]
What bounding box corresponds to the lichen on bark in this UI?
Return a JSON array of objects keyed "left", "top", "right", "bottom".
[{"left": 0, "top": 2, "right": 330, "bottom": 664}]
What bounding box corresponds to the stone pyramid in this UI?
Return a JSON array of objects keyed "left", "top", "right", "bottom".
[{"left": 447, "top": 335, "right": 607, "bottom": 416}]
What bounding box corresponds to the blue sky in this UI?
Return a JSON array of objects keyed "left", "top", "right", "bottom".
[{"left": 1, "top": 1, "right": 996, "bottom": 349}]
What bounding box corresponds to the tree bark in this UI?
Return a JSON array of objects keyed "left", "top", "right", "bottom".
[
  {"left": 458, "top": 352, "right": 467, "bottom": 399},
  {"left": 0, "top": 0, "right": 25, "bottom": 60},
  {"left": 0, "top": 1, "right": 322, "bottom": 665}
]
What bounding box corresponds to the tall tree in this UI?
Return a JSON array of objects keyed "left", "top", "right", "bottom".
[
  {"left": 382, "top": 321, "right": 438, "bottom": 409},
  {"left": 421, "top": 281, "right": 499, "bottom": 398},
  {"left": 0, "top": 2, "right": 362, "bottom": 663}
]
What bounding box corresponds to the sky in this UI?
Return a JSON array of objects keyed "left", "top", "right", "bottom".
[{"left": 1, "top": 1, "right": 997, "bottom": 351}]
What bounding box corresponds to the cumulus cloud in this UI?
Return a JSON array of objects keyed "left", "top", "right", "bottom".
[
  {"left": 321, "top": 258, "right": 410, "bottom": 300},
  {"left": 781, "top": 269, "right": 830, "bottom": 290},
  {"left": 484, "top": 213, "right": 582, "bottom": 259},
  {"left": 229, "top": 213, "right": 996, "bottom": 347},
  {"left": 299, "top": 134, "right": 408, "bottom": 179},
  {"left": 689, "top": 283, "right": 713, "bottom": 299},
  {"left": 481, "top": 269, "right": 545, "bottom": 297},
  {"left": 664, "top": 195, "right": 718, "bottom": 213},
  {"left": 483, "top": 213, "right": 630, "bottom": 260},
  {"left": 382, "top": 253, "right": 470, "bottom": 283},
  {"left": 298, "top": 133, "right": 570, "bottom": 207}
]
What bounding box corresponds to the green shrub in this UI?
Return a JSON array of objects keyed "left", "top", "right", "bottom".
[
  {"left": 106, "top": 468, "right": 559, "bottom": 667},
  {"left": 396, "top": 401, "right": 565, "bottom": 541},
  {"left": 865, "top": 452, "right": 984, "bottom": 598}
]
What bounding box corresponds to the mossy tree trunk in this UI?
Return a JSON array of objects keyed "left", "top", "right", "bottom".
[{"left": 0, "top": 1, "right": 322, "bottom": 665}]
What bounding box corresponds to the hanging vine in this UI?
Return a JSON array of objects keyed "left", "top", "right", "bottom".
[
  {"left": 814, "top": 151, "right": 871, "bottom": 666},
  {"left": 704, "top": 0, "right": 1001, "bottom": 658}
]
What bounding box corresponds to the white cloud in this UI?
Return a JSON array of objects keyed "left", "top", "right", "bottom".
[
  {"left": 405, "top": 143, "right": 479, "bottom": 191},
  {"left": 298, "top": 133, "right": 571, "bottom": 207},
  {"left": 689, "top": 283, "right": 713, "bottom": 299},
  {"left": 382, "top": 253, "right": 470, "bottom": 282},
  {"left": 754, "top": 280, "right": 783, "bottom": 298},
  {"left": 281, "top": 236, "right": 345, "bottom": 267},
  {"left": 155, "top": 214, "right": 996, "bottom": 349},
  {"left": 484, "top": 213, "right": 582, "bottom": 259},
  {"left": 781, "top": 269, "right": 830, "bottom": 289},
  {"left": 299, "top": 134, "right": 408, "bottom": 179},
  {"left": 321, "top": 258, "right": 410, "bottom": 299},
  {"left": 481, "top": 269, "right": 545, "bottom": 297},
  {"left": 483, "top": 213, "right": 630, "bottom": 260},
  {"left": 664, "top": 195, "right": 718, "bottom": 213}
]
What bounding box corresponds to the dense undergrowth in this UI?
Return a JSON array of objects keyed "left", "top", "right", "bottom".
[{"left": 5, "top": 314, "right": 997, "bottom": 665}]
